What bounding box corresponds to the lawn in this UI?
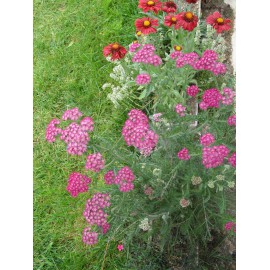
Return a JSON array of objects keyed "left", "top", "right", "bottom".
[{"left": 34, "top": 0, "right": 139, "bottom": 269}]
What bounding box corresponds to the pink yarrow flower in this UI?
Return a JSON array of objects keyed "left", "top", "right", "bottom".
[
  {"left": 66, "top": 172, "right": 91, "bottom": 197},
  {"left": 222, "top": 88, "right": 235, "bottom": 105},
  {"left": 83, "top": 193, "right": 110, "bottom": 226},
  {"left": 104, "top": 170, "right": 115, "bottom": 185},
  {"left": 202, "top": 145, "right": 230, "bottom": 168},
  {"left": 82, "top": 228, "right": 98, "bottom": 245},
  {"left": 102, "top": 222, "right": 110, "bottom": 234},
  {"left": 228, "top": 152, "right": 236, "bottom": 167},
  {"left": 132, "top": 44, "right": 162, "bottom": 66},
  {"left": 136, "top": 73, "right": 151, "bottom": 85},
  {"left": 175, "top": 103, "right": 186, "bottom": 117},
  {"left": 200, "top": 133, "right": 215, "bottom": 147},
  {"left": 228, "top": 115, "right": 236, "bottom": 126},
  {"left": 129, "top": 42, "right": 141, "bottom": 52},
  {"left": 60, "top": 122, "right": 89, "bottom": 155},
  {"left": 178, "top": 148, "right": 190, "bottom": 160},
  {"left": 85, "top": 152, "right": 105, "bottom": 172},
  {"left": 225, "top": 221, "right": 236, "bottom": 232},
  {"left": 186, "top": 85, "right": 199, "bottom": 97},
  {"left": 122, "top": 109, "right": 158, "bottom": 155},
  {"left": 62, "top": 107, "right": 83, "bottom": 121},
  {"left": 201, "top": 88, "right": 223, "bottom": 109},
  {"left": 117, "top": 244, "right": 124, "bottom": 251},
  {"left": 46, "top": 119, "right": 62, "bottom": 143},
  {"left": 114, "top": 166, "right": 135, "bottom": 192},
  {"left": 80, "top": 117, "right": 94, "bottom": 132}
]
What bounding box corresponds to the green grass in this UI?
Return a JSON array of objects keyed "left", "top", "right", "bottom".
[{"left": 34, "top": 0, "right": 139, "bottom": 269}]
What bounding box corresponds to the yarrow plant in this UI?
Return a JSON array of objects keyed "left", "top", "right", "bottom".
[{"left": 45, "top": 0, "right": 236, "bottom": 268}]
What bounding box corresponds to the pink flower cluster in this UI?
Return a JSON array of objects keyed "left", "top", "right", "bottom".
[
  {"left": 202, "top": 145, "right": 230, "bottom": 168},
  {"left": 194, "top": 50, "right": 227, "bottom": 75},
  {"left": 104, "top": 166, "right": 136, "bottom": 192},
  {"left": 104, "top": 170, "right": 115, "bottom": 185},
  {"left": 170, "top": 51, "right": 199, "bottom": 68},
  {"left": 80, "top": 117, "right": 94, "bottom": 132},
  {"left": 66, "top": 172, "right": 91, "bottom": 197},
  {"left": 199, "top": 88, "right": 223, "bottom": 110},
  {"left": 171, "top": 49, "right": 226, "bottom": 76},
  {"left": 82, "top": 193, "right": 111, "bottom": 245},
  {"left": 136, "top": 73, "right": 151, "bottom": 85},
  {"left": 122, "top": 109, "right": 158, "bottom": 156},
  {"left": 175, "top": 103, "right": 186, "bottom": 117},
  {"left": 129, "top": 42, "right": 141, "bottom": 52},
  {"left": 222, "top": 88, "right": 235, "bottom": 106},
  {"left": 85, "top": 152, "right": 105, "bottom": 172},
  {"left": 82, "top": 228, "right": 98, "bottom": 245},
  {"left": 178, "top": 148, "right": 190, "bottom": 160},
  {"left": 46, "top": 119, "right": 62, "bottom": 143},
  {"left": 228, "top": 115, "right": 236, "bottom": 126},
  {"left": 60, "top": 122, "right": 90, "bottom": 155},
  {"left": 186, "top": 85, "right": 199, "bottom": 97},
  {"left": 132, "top": 44, "right": 162, "bottom": 66},
  {"left": 225, "top": 221, "right": 236, "bottom": 233},
  {"left": 45, "top": 108, "right": 94, "bottom": 155},
  {"left": 200, "top": 133, "right": 215, "bottom": 147},
  {"left": 228, "top": 152, "right": 236, "bottom": 167},
  {"left": 62, "top": 107, "right": 83, "bottom": 121}
]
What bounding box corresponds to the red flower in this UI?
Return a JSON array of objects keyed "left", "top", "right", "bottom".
[
  {"left": 135, "top": 17, "right": 159, "bottom": 35},
  {"left": 162, "top": 1, "right": 177, "bottom": 13},
  {"left": 164, "top": 14, "right": 181, "bottom": 29},
  {"left": 206, "top": 11, "right": 231, "bottom": 33},
  {"left": 185, "top": 0, "right": 198, "bottom": 3},
  {"left": 178, "top": 11, "right": 198, "bottom": 32},
  {"left": 103, "top": 43, "right": 127, "bottom": 61},
  {"left": 138, "top": 0, "right": 162, "bottom": 14}
]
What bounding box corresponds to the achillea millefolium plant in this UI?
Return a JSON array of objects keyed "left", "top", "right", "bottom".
[{"left": 45, "top": 0, "right": 236, "bottom": 268}]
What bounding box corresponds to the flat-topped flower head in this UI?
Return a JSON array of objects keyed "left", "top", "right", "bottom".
[
  {"left": 175, "top": 103, "right": 186, "bottom": 117},
  {"left": 206, "top": 11, "right": 231, "bottom": 33},
  {"left": 202, "top": 145, "right": 230, "bottom": 168},
  {"left": 103, "top": 43, "right": 127, "bottom": 60},
  {"left": 200, "top": 133, "right": 215, "bottom": 147},
  {"left": 138, "top": 0, "right": 162, "bottom": 14},
  {"left": 136, "top": 73, "right": 151, "bottom": 85},
  {"left": 82, "top": 228, "right": 98, "bottom": 245},
  {"left": 178, "top": 11, "right": 198, "bottom": 31},
  {"left": 202, "top": 88, "right": 223, "bottom": 109},
  {"left": 178, "top": 148, "right": 190, "bottom": 160},
  {"left": 186, "top": 85, "right": 199, "bottom": 97},
  {"left": 164, "top": 14, "right": 181, "bottom": 29},
  {"left": 162, "top": 1, "right": 177, "bottom": 13},
  {"left": 228, "top": 115, "right": 236, "bottom": 126},
  {"left": 228, "top": 152, "right": 236, "bottom": 167},
  {"left": 80, "top": 117, "right": 94, "bottom": 132},
  {"left": 62, "top": 107, "right": 83, "bottom": 121},
  {"left": 66, "top": 172, "right": 91, "bottom": 197},
  {"left": 46, "top": 119, "right": 62, "bottom": 143},
  {"left": 135, "top": 17, "right": 159, "bottom": 35},
  {"left": 85, "top": 152, "right": 105, "bottom": 173}
]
